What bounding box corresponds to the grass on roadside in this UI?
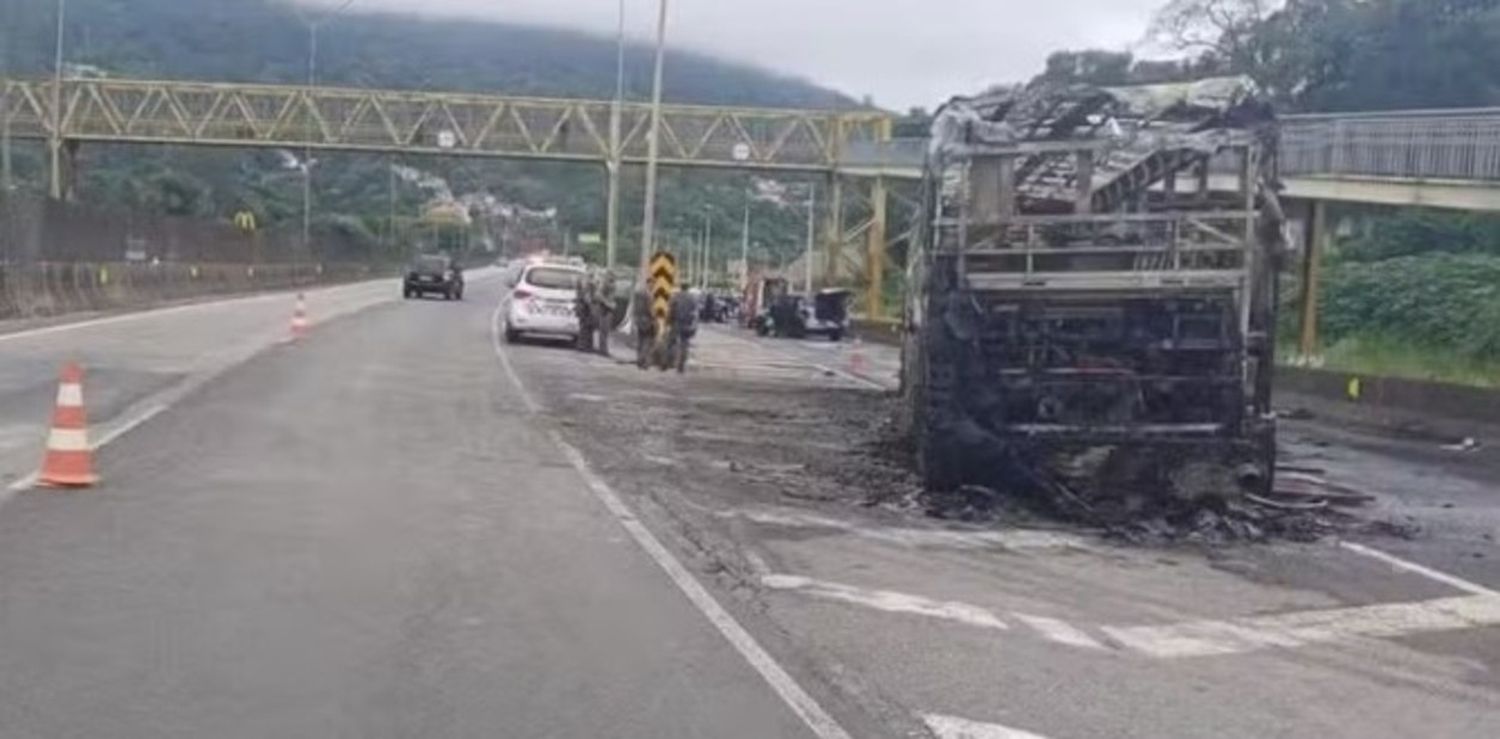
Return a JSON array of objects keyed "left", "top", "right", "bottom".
[{"left": 1283, "top": 334, "right": 1500, "bottom": 389}]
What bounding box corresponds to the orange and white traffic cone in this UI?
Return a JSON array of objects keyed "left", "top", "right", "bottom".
[
  {"left": 848, "top": 337, "right": 868, "bottom": 377},
  {"left": 38, "top": 362, "right": 98, "bottom": 488},
  {"left": 289, "top": 293, "right": 310, "bottom": 341}
]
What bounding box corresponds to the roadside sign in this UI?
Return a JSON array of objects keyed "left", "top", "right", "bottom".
[
  {"left": 233, "top": 210, "right": 257, "bottom": 233},
  {"left": 649, "top": 251, "right": 677, "bottom": 334},
  {"left": 437, "top": 130, "right": 457, "bottom": 149},
  {"left": 732, "top": 142, "right": 751, "bottom": 162}
]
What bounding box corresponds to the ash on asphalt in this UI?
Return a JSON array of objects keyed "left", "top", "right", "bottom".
[{"left": 522, "top": 345, "right": 1423, "bottom": 553}]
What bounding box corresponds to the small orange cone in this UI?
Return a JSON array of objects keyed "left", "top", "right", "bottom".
[
  {"left": 848, "top": 337, "right": 868, "bottom": 376},
  {"left": 38, "top": 362, "right": 98, "bottom": 488},
  {"left": 289, "top": 293, "right": 310, "bottom": 341}
]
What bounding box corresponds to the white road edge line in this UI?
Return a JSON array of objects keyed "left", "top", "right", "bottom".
[
  {"left": 1339, "top": 540, "right": 1499, "bottom": 597},
  {"left": 0, "top": 287, "right": 291, "bottom": 344},
  {"left": 762, "top": 574, "right": 1010, "bottom": 631},
  {"left": 923, "top": 712, "right": 1053, "bottom": 739},
  {"left": 490, "top": 301, "right": 853, "bottom": 739},
  {"left": 5, "top": 404, "right": 170, "bottom": 494}
]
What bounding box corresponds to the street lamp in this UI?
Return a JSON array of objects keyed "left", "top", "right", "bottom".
[
  {"left": 605, "top": 0, "right": 626, "bottom": 270},
  {"left": 47, "top": 0, "right": 66, "bottom": 200},
  {"left": 637, "top": 0, "right": 670, "bottom": 277},
  {"left": 803, "top": 183, "right": 817, "bottom": 295},
  {"left": 299, "top": 0, "right": 358, "bottom": 257}
]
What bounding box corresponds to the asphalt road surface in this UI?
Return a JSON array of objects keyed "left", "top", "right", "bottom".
[
  {"left": 0, "top": 275, "right": 848, "bottom": 739},
  {"left": 2, "top": 275, "right": 1498, "bottom": 739}
]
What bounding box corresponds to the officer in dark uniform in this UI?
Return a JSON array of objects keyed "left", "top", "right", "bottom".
[
  {"left": 574, "top": 270, "right": 596, "bottom": 352},
  {"left": 631, "top": 282, "right": 656, "bottom": 370},
  {"left": 666, "top": 288, "right": 700, "bottom": 373},
  {"left": 591, "top": 268, "right": 617, "bottom": 357}
]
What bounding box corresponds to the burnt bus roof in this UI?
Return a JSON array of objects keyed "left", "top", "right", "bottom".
[{"left": 929, "top": 76, "right": 1277, "bottom": 213}]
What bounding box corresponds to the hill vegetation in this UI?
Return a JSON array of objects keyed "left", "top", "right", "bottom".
[{"left": 1, "top": 0, "right": 856, "bottom": 268}]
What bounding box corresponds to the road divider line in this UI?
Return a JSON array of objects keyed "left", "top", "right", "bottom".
[
  {"left": 761, "top": 574, "right": 1011, "bottom": 631},
  {"left": 5, "top": 404, "right": 168, "bottom": 495},
  {"left": 760, "top": 568, "right": 1500, "bottom": 660},
  {"left": 922, "top": 713, "right": 1053, "bottom": 739},
  {"left": 1339, "top": 541, "right": 1498, "bottom": 597},
  {"left": 1102, "top": 593, "right": 1500, "bottom": 659},
  {"left": 1013, "top": 614, "right": 1107, "bottom": 650},
  {"left": 490, "top": 301, "right": 542, "bottom": 414},
  {"left": 491, "top": 303, "right": 853, "bottom": 739}
]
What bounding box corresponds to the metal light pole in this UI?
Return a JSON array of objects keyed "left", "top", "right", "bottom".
[
  {"left": 701, "top": 211, "right": 713, "bottom": 289},
  {"left": 605, "top": 0, "right": 625, "bottom": 270},
  {"left": 803, "top": 183, "right": 816, "bottom": 294},
  {"left": 301, "top": 0, "right": 357, "bottom": 258},
  {"left": 47, "top": 0, "right": 66, "bottom": 200},
  {"left": 1, "top": 0, "right": 16, "bottom": 195},
  {"left": 739, "top": 189, "right": 751, "bottom": 293},
  {"left": 638, "top": 0, "right": 669, "bottom": 275}
]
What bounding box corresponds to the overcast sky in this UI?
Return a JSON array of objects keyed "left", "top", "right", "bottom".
[{"left": 304, "top": 0, "right": 1168, "bottom": 109}]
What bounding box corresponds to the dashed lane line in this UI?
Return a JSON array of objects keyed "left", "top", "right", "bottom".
[
  {"left": 922, "top": 713, "right": 1053, "bottom": 739},
  {"left": 1339, "top": 540, "right": 1499, "bottom": 597},
  {"left": 761, "top": 574, "right": 1011, "bottom": 631},
  {"left": 1011, "top": 614, "right": 1107, "bottom": 651},
  {"left": 1102, "top": 593, "right": 1500, "bottom": 658},
  {"left": 490, "top": 300, "right": 854, "bottom": 739},
  {"left": 759, "top": 570, "right": 1500, "bottom": 659},
  {"left": 725, "top": 507, "right": 1090, "bottom": 553}
]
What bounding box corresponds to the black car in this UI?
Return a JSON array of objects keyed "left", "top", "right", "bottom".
[{"left": 403, "top": 255, "right": 464, "bottom": 300}]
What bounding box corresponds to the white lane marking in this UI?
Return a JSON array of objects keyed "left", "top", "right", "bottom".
[
  {"left": 45, "top": 428, "right": 90, "bottom": 452},
  {"left": 56, "top": 384, "right": 84, "bottom": 407},
  {"left": 727, "top": 508, "right": 1089, "bottom": 552},
  {"left": 492, "top": 308, "right": 852, "bottom": 739},
  {"left": 5, "top": 473, "right": 38, "bottom": 493},
  {"left": 92, "top": 404, "right": 167, "bottom": 450},
  {"left": 1339, "top": 541, "right": 1499, "bottom": 597},
  {"left": 4, "top": 404, "right": 168, "bottom": 494},
  {"left": 761, "top": 574, "right": 1010, "bottom": 631},
  {"left": 0, "top": 270, "right": 500, "bottom": 346},
  {"left": 923, "top": 713, "right": 1052, "bottom": 739},
  {"left": 1102, "top": 594, "right": 1500, "bottom": 659},
  {"left": 1013, "top": 614, "right": 1106, "bottom": 650},
  {"left": 0, "top": 289, "right": 287, "bottom": 344},
  {"left": 489, "top": 300, "right": 541, "bottom": 414},
  {"left": 759, "top": 568, "right": 1500, "bottom": 660}
]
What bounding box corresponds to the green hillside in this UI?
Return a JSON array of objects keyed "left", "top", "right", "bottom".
[{"left": 1, "top": 0, "right": 856, "bottom": 267}]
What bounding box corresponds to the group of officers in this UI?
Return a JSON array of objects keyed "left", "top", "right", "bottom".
[{"left": 574, "top": 268, "right": 697, "bottom": 373}]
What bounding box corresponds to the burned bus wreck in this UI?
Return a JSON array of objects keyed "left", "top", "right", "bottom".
[{"left": 900, "top": 78, "right": 1285, "bottom": 519}]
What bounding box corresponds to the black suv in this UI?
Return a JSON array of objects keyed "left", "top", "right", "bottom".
[{"left": 403, "top": 254, "right": 464, "bottom": 300}]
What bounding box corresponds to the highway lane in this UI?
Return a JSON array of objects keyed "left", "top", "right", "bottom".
[
  {"left": 514, "top": 325, "right": 1500, "bottom": 739},
  {"left": 0, "top": 277, "right": 415, "bottom": 489},
  {"left": 0, "top": 277, "right": 838, "bottom": 738}
]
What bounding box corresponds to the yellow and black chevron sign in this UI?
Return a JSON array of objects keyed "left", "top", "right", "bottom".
[{"left": 649, "top": 251, "right": 677, "bottom": 329}]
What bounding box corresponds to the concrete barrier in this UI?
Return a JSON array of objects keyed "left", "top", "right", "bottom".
[
  {"left": 1276, "top": 366, "right": 1500, "bottom": 432},
  {"left": 848, "top": 317, "right": 1500, "bottom": 434},
  {"left": 0, "top": 261, "right": 391, "bottom": 322}
]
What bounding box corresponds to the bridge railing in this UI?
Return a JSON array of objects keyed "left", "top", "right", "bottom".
[
  {"left": 845, "top": 109, "right": 1500, "bottom": 185},
  {"left": 0, "top": 77, "right": 890, "bottom": 172},
  {"left": 1278, "top": 109, "right": 1500, "bottom": 182},
  {"left": 839, "top": 138, "right": 926, "bottom": 173}
]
